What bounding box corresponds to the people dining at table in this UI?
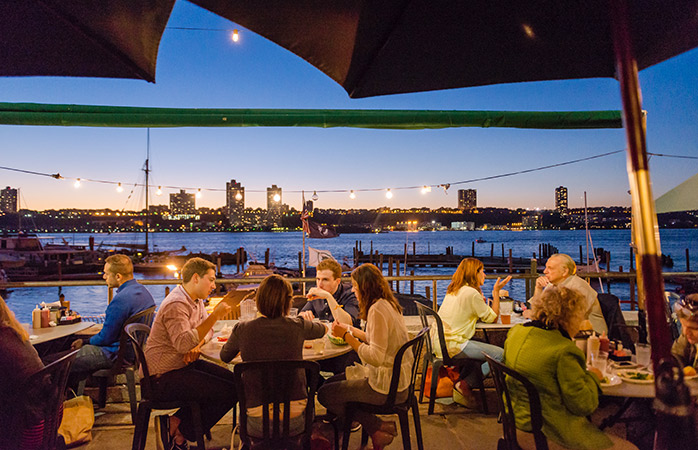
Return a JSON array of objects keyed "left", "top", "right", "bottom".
[
  {"left": 144, "top": 257, "right": 237, "bottom": 450},
  {"left": 220, "top": 274, "right": 327, "bottom": 438},
  {"left": 672, "top": 293, "right": 698, "bottom": 371},
  {"left": 0, "top": 294, "right": 46, "bottom": 450},
  {"left": 436, "top": 257, "right": 511, "bottom": 407},
  {"left": 504, "top": 285, "right": 637, "bottom": 450},
  {"left": 317, "top": 263, "right": 410, "bottom": 449}
]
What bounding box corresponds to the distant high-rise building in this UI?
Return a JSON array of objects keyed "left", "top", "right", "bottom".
[
  {"left": 304, "top": 200, "right": 313, "bottom": 214},
  {"left": 266, "top": 185, "right": 283, "bottom": 227},
  {"left": 0, "top": 186, "right": 18, "bottom": 213},
  {"left": 458, "top": 189, "right": 477, "bottom": 211},
  {"left": 555, "top": 186, "right": 568, "bottom": 214},
  {"left": 170, "top": 189, "right": 196, "bottom": 215},
  {"left": 225, "top": 179, "right": 245, "bottom": 226}
]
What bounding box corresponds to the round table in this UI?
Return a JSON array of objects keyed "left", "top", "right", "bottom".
[{"left": 200, "top": 320, "right": 353, "bottom": 365}]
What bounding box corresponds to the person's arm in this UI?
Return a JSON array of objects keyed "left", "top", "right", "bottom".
[
  {"left": 220, "top": 324, "right": 241, "bottom": 363},
  {"left": 88, "top": 296, "right": 129, "bottom": 347},
  {"left": 306, "top": 287, "right": 353, "bottom": 325},
  {"left": 355, "top": 305, "right": 393, "bottom": 366},
  {"left": 557, "top": 348, "right": 600, "bottom": 416},
  {"left": 194, "top": 296, "right": 233, "bottom": 341}
]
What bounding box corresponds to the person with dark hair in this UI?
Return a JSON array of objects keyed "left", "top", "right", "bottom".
[
  {"left": 505, "top": 286, "right": 637, "bottom": 450},
  {"left": 318, "top": 264, "right": 410, "bottom": 449},
  {"left": 145, "top": 257, "right": 237, "bottom": 450},
  {"left": 672, "top": 293, "right": 698, "bottom": 370},
  {"left": 69, "top": 254, "right": 155, "bottom": 385},
  {"left": 220, "top": 274, "right": 326, "bottom": 438},
  {"left": 0, "top": 295, "right": 45, "bottom": 450},
  {"left": 437, "top": 258, "right": 510, "bottom": 407}
]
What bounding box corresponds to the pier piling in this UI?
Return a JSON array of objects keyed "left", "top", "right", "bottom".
[{"left": 687, "top": 249, "right": 691, "bottom": 271}]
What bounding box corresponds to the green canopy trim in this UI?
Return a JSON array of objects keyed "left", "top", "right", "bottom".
[{"left": 0, "top": 103, "right": 622, "bottom": 130}]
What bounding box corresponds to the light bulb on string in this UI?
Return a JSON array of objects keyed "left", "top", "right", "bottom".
[
  {"left": 156, "top": 186, "right": 162, "bottom": 196},
  {"left": 349, "top": 190, "right": 356, "bottom": 200},
  {"left": 386, "top": 189, "right": 393, "bottom": 199},
  {"left": 116, "top": 182, "right": 123, "bottom": 193},
  {"left": 196, "top": 188, "right": 202, "bottom": 199},
  {"left": 74, "top": 178, "right": 81, "bottom": 188},
  {"left": 421, "top": 185, "right": 431, "bottom": 194},
  {"left": 311, "top": 191, "right": 319, "bottom": 202},
  {"left": 235, "top": 192, "right": 243, "bottom": 201},
  {"left": 232, "top": 29, "right": 239, "bottom": 42}
]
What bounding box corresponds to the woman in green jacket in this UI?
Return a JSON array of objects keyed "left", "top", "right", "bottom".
[{"left": 504, "top": 286, "right": 637, "bottom": 450}]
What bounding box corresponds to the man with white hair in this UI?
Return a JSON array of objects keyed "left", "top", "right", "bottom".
[{"left": 531, "top": 253, "right": 607, "bottom": 334}]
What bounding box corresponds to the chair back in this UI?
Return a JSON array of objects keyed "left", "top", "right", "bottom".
[
  {"left": 385, "top": 326, "right": 429, "bottom": 407},
  {"left": 233, "top": 360, "right": 320, "bottom": 448},
  {"left": 111, "top": 306, "right": 156, "bottom": 372},
  {"left": 218, "top": 288, "right": 256, "bottom": 320},
  {"left": 17, "top": 349, "right": 79, "bottom": 450},
  {"left": 484, "top": 354, "right": 548, "bottom": 450},
  {"left": 124, "top": 323, "right": 153, "bottom": 398},
  {"left": 415, "top": 302, "right": 457, "bottom": 365}
]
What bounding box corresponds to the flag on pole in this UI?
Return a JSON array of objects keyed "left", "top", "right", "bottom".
[
  {"left": 308, "top": 247, "right": 335, "bottom": 267},
  {"left": 306, "top": 220, "right": 339, "bottom": 238},
  {"left": 301, "top": 195, "right": 310, "bottom": 236}
]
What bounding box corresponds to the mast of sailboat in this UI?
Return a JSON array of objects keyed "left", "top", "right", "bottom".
[
  {"left": 584, "top": 191, "right": 604, "bottom": 293},
  {"left": 144, "top": 128, "right": 150, "bottom": 254}
]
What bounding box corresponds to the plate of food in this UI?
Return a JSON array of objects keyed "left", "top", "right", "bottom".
[
  {"left": 599, "top": 374, "right": 622, "bottom": 387},
  {"left": 328, "top": 334, "right": 348, "bottom": 346},
  {"left": 610, "top": 361, "right": 637, "bottom": 370},
  {"left": 617, "top": 369, "right": 654, "bottom": 384}
]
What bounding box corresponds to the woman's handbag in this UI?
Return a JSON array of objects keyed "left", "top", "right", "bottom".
[
  {"left": 424, "top": 366, "right": 460, "bottom": 398},
  {"left": 58, "top": 395, "right": 94, "bottom": 447}
]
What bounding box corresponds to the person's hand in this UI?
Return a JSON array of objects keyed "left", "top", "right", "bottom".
[
  {"left": 183, "top": 348, "right": 201, "bottom": 364},
  {"left": 492, "top": 275, "right": 512, "bottom": 295},
  {"left": 331, "top": 321, "right": 349, "bottom": 338},
  {"left": 307, "top": 287, "right": 329, "bottom": 301},
  {"left": 536, "top": 276, "right": 550, "bottom": 289},
  {"left": 70, "top": 339, "right": 83, "bottom": 350},
  {"left": 588, "top": 367, "right": 604, "bottom": 382},
  {"left": 522, "top": 309, "right": 534, "bottom": 319},
  {"left": 300, "top": 310, "right": 315, "bottom": 321},
  {"left": 213, "top": 297, "right": 233, "bottom": 318}
]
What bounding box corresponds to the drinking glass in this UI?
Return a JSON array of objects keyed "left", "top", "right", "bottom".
[
  {"left": 288, "top": 308, "right": 298, "bottom": 318},
  {"left": 500, "top": 301, "right": 513, "bottom": 324},
  {"left": 635, "top": 344, "right": 651, "bottom": 368},
  {"left": 592, "top": 352, "right": 609, "bottom": 375},
  {"left": 313, "top": 338, "right": 325, "bottom": 355}
]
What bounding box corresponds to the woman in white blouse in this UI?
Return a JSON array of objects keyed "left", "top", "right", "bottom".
[{"left": 318, "top": 264, "right": 410, "bottom": 449}]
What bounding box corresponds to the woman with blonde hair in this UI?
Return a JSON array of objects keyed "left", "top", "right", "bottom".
[
  {"left": 437, "top": 258, "right": 510, "bottom": 406},
  {"left": 0, "top": 295, "right": 45, "bottom": 449},
  {"left": 504, "top": 286, "right": 637, "bottom": 449},
  {"left": 318, "top": 264, "right": 410, "bottom": 449}
]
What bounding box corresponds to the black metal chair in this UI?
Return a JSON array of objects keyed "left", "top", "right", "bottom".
[
  {"left": 234, "top": 360, "right": 320, "bottom": 450},
  {"left": 415, "top": 302, "right": 489, "bottom": 414},
  {"left": 341, "top": 327, "right": 429, "bottom": 450},
  {"left": 484, "top": 354, "right": 549, "bottom": 450},
  {"left": 77, "top": 305, "right": 156, "bottom": 423},
  {"left": 125, "top": 323, "right": 208, "bottom": 450},
  {"left": 11, "top": 350, "right": 79, "bottom": 450}
]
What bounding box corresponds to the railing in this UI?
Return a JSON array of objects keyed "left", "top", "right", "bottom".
[{"left": 3, "top": 271, "right": 697, "bottom": 311}]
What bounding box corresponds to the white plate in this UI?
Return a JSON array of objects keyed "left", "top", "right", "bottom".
[
  {"left": 610, "top": 361, "right": 637, "bottom": 370},
  {"left": 600, "top": 375, "right": 622, "bottom": 387},
  {"left": 617, "top": 369, "right": 654, "bottom": 384}
]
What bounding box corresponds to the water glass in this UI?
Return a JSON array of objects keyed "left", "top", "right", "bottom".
[
  {"left": 313, "top": 338, "right": 325, "bottom": 355},
  {"left": 636, "top": 343, "right": 651, "bottom": 368},
  {"left": 288, "top": 308, "right": 298, "bottom": 318},
  {"left": 499, "top": 301, "right": 513, "bottom": 324},
  {"left": 592, "top": 351, "right": 609, "bottom": 375}
]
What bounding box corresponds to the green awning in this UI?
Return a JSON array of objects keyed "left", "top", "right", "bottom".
[{"left": 0, "top": 102, "right": 623, "bottom": 130}]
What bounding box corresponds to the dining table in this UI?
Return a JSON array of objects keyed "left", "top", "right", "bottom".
[
  {"left": 200, "top": 319, "right": 354, "bottom": 366},
  {"left": 23, "top": 321, "right": 95, "bottom": 345}
]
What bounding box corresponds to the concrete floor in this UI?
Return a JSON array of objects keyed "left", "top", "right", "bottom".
[{"left": 77, "top": 390, "right": 639, "bottom": 450}]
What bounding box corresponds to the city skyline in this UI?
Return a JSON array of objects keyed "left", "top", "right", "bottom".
[{"left": 1, "top": 2, "right": 697, "bottom": 212}]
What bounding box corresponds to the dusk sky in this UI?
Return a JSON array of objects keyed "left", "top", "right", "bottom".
[{"left": 1, "top": 1, "right": 697, "bottom": 212}]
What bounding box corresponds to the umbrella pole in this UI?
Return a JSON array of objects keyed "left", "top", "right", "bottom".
[{"left": 610, "top": 0, "right": 695, "bottom": 447}]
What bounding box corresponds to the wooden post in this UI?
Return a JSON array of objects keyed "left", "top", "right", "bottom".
[
  {"left": 388, "top": 257, "right": 393, "bottom": 289},
  {"left": 264, "top": 248, "right": 270, "bottom": 267},
  {"left": 425, "top": 286, "right": 431, "bottom": 302},
  {"left": 298, "top": 251, "right": 302, "bottom": 272},
  {"left": 539, "top": 243, "right": 542, "bottom": 259},
  {"left": 501, "top": 244, "right": 505, "bottom": 260},
  {"left": 236, "top": 248, "right": 241, "bottom": 273},
  {"left": 216, "top": 255, "right": 222, "bottom": 277},
  {"left": 579, "top": 245, "right": 584, "bottom": 265},
  {"left": 630, "top": 247, "right": 634, "bottom": 270},
  {"left": 491, "top": 243, "right": 494, "bottom": 258},
  {"left": 472, "top": 241, "right": 475, "bottom": 256},
  {"left": 413, "top": 241, "right": 416, "bottom": 256},
  {"left": 396, "top": 260, "right": 401, "bottom": 293},
  {"left": 370, "top": 240, "right": 373, "bottom": 255},
  {"left": 379, "top": 254, "right": 384, "bottom": 271},
  {"left": 432, "top": 279, "right": 438, "bottom": 310},
  {"left": 359, "top": 241, "right": 362, "bottom": 252},
  {"left": 410, "top": 270, "right": 414, "bottom": 295},
  {"left": 687, "top": 248, "right": 691, "bottom": 272},
  {"left": 528, "top": 258, "right": 538, "bottom": 299},
  {"left": 508, "top": 249, "right": 513, "bottom": 274},
  {"left": 629, "top": 276, "right": 636, "bottom": 310}
]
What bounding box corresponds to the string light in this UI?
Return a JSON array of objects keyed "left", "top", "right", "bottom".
[
  {"left": 156, "top": 186, "right": 163, "bottom": 196},
  {"left": 196, "top": 188, "right": 202, "bottom": 199},
  {"left": 421, "top": 185, "right": 432, "bottom": 194},
  {"left": 349, "top": 190, "right": 356, "bottom": 199},
  {"left": 116, "top": 182, "right": 123, "bottom": 193},
  {"left": 311, "top": 191, "right": 319, "bottom": 202},
  {"left": 386, "top": 189, "right": 393, "bottom": 199},
  {"left": 232, "top": 29, "right": 239, "bottom": 42},
  {"left": 273, "top": 193, "right": 281, "bottom": 202},
  {"left": 235, "top": 192, "right": 243, "bottom": 201},
  {"left": 74, "top": 178, "right": 81, "bottom": 188}
]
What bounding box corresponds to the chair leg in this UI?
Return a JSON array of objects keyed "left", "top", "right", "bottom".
[
  {"left": 428, "top": 361, "right": 443, "bottom": 415},
  {"left": 341, "top": 409, "right": 353, "bottom": 450},
  {"left": 475, "top": 369, "right": 489, "bottom": 414},
  {"left": 189, "top": 402, "right": 207, "bottom": 450},
  {"left": 132, "top": 404, "right": 151, "bottom": 450},
  {"left": 125, "top": 368, "right": 138, "bottom": 424},
  {"left": 418, "top": 355, "right": 429, "bottom": 404},
  {"left": 397, "top": 410, "right": 411, "bottom": 450},
  {"left": 76, "top": 379, "right": 87, "bottom": 396},
  {"left": 410, "top": 399, "right": 424, "bottom": 450},
  {"left": 98, "top": 376, "right": 108, "bottom": 409}
]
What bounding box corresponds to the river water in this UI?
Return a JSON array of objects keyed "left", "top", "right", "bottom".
[{"left": 6, "top": 229, "right": 698, "bottom": 323}]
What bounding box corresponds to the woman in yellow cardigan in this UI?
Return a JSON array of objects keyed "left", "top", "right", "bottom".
[{"left": 504, "top": 286, "right": 637, "bottom": 449}]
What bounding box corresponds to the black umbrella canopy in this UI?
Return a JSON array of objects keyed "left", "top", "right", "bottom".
[
  {"left": 0, "top": 0, "right": 176, "bottom": 82},
  {"left": 189, "top": 0, "right": 698, "bottom": 98}
]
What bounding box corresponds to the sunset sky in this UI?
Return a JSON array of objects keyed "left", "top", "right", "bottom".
[{"left": 1, "top": 1, "right": 697, "bottom": 212}]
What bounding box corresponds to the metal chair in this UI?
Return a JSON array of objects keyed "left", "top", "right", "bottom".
[
  {"left": 77, "top": 305, "right": 156, "bottom": 423},
  {"left": 484, "top": 354, "right": 548, "bottom": 450},
  {"left": 11, "top": 350, "right": 79, "bottom": 450},
  {"left": 234, "top": 360, "right": 320, "bottom": 449},
  {"left": 125, "top": 323, "right": 208, "bottom": 450},
  {"left": 341, "top": 327, "right": 429, "bottom": 450},
  {"left": 415, "top": 302, "right": 489, "bottom": 414}
]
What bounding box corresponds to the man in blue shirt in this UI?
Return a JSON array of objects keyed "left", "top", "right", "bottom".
[{"left": 69, "top": 254, "right": 155, "bottom": 383}]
